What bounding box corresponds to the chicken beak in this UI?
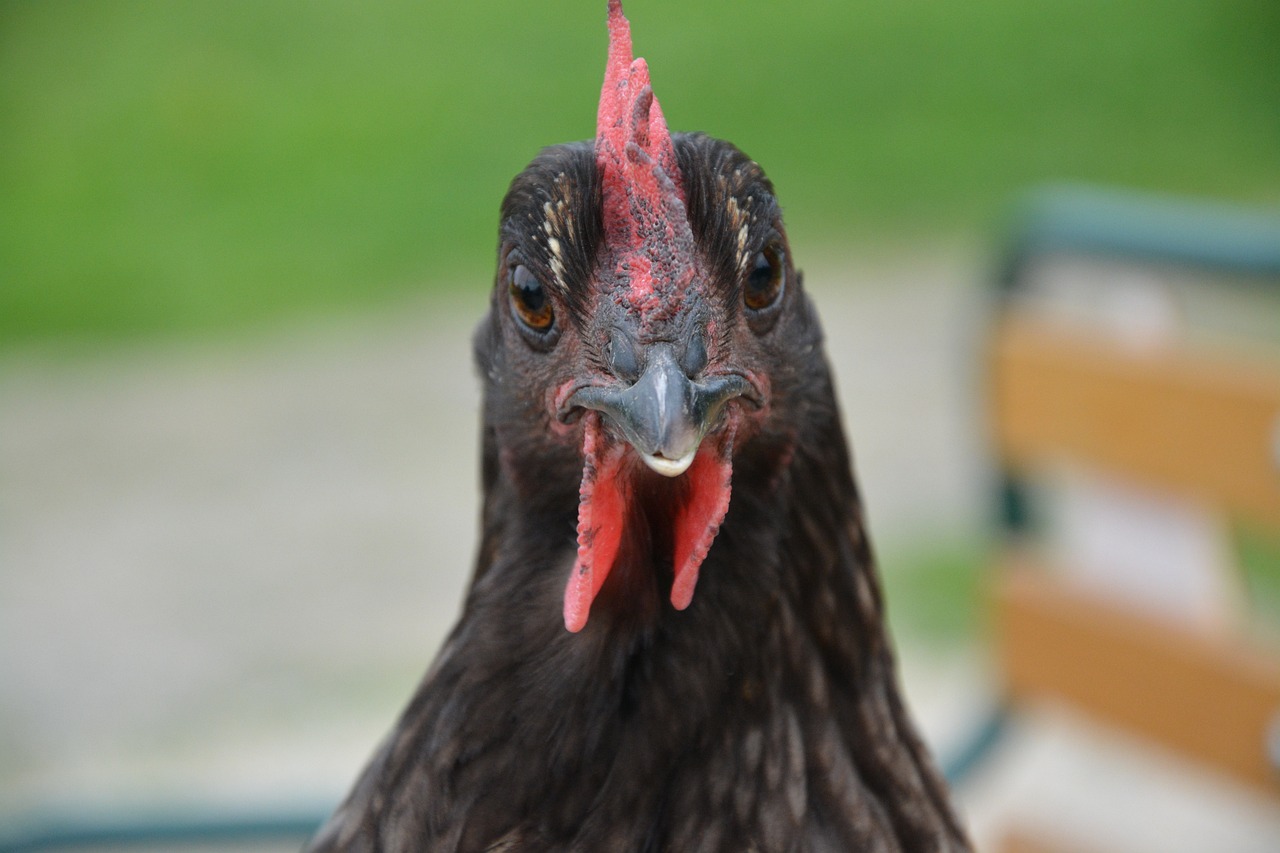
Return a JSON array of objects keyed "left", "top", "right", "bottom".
[{"left": 568, "top": 346, "right": 748, "bottom": 477}]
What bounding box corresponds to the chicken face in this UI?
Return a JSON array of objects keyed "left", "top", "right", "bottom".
[{"left": 479, "top": 0, "right": 811, "bottom": 634}]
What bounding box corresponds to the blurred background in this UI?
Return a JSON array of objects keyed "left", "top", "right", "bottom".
[{"left": 2, "top": 1, "right": 1279, "bottom": 851}]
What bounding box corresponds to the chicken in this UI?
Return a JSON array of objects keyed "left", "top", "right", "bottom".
[{"left": 307, "top": 2, "right": 970, "bottom": 850}]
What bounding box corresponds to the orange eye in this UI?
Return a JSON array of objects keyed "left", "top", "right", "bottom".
[
  {"left": 508, "top": 264, "right": 554, "bottom": 332},
  {"left": 744, "top": 243, "right": 785, "bottom": 311}
]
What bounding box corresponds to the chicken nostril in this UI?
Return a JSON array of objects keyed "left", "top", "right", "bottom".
[
  {"left": 607, "top": 329, "right": 640, "bottom": 382},
  {"left": 680, "top": 332, "right": 707, "bottom": 378}
]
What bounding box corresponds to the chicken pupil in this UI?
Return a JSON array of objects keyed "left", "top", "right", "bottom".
[
  {"left": 509, "top": 264, "right": 550, "bottom": 327},
  {"left": 745, "top": 247, "right": 780, "bottom": 308},
  {"left": 518, "top": 284, "right": 543, "bottom": 311}
]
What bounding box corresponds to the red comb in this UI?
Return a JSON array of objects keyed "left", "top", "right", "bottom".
[{"left": 595, "top": 0, "right": 694, "bottom": 320}]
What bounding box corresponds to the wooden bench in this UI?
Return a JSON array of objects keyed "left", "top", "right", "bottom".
[{"left": 975, "top": 186, "right": 1280, "bottom": 850}]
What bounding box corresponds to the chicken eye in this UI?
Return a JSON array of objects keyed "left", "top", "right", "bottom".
[
  {"left": 508, "top": 264, "right": 554, "bottom": 332},
  {"left": 744, "top": 243, "right": 785, "bottom": 312}
]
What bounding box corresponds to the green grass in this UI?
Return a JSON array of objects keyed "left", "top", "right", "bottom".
[{"left": 2, "top": 0, "right": 1278, "bottom": 345}]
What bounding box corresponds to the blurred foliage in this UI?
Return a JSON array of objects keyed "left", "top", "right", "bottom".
[
  {"left": 882, "top": 523, "right": 1280, "bottom": 648},
  {"left": 2, "top": 0, "right": 1278, "bottom": 344},
  {"left": 881, "top": 539, "right": 987, "bottom": 645},
  {"left": 1237, "top": 523, "right": 1280, "bottom": 640}
]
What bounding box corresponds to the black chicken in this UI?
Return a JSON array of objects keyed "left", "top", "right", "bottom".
[{"left": 308, "top": 2, "right": 969, "bottom": 850}]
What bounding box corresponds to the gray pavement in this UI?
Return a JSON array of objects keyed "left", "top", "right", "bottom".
[{"left": 3, "top": 249, "right": 1277, "bottom": 851}]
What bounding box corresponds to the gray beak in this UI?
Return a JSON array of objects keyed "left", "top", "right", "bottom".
[{"left": 567, "top": 346, "right": 748, "bottom": 477}]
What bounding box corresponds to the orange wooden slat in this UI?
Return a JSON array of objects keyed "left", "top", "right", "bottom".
[
  {"left": 991, "top": 317, "right": 1280, "bottom": 526},
  {"left": 993, "top": 562, "right": 1280, "bottom": 797}
]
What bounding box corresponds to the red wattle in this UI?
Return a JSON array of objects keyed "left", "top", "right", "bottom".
[
  {"left": 564, "top": 415, "right": 627, "bottom": 632},
  {"left": 670, "top": 419, "right": 737, "bottom": 610}
]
